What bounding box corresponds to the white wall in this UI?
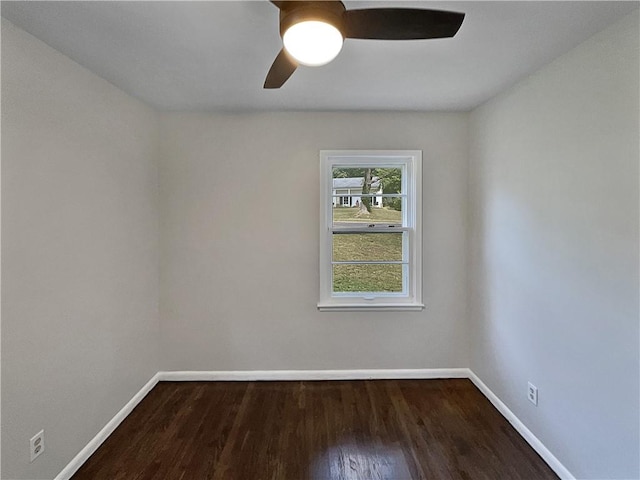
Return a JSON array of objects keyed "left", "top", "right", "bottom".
[
  {"left": 468, "top": 12, "right": 639, "bottom": 480},
  {"left": 158, "top": 112, "right": 469, "bottom": 371},
  {"left": 1, "top": 19, "right": 160, "bottom": 479}
]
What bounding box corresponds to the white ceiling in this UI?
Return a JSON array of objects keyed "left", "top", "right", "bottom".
[{"left": 2, "top": 1, "right": 637, "bottom": 112}]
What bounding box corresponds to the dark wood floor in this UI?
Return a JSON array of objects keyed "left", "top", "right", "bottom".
[{"left": 72, "top": 379, "right": 558, "bottom": 480}]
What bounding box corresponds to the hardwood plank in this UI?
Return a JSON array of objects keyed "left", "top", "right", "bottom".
[{"left": 72, "top": 379, "right": 558, "bottom": 480}]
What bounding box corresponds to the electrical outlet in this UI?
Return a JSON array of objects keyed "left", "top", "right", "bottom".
[
  {"left": 30, "top": 430, "right": 44, "bottom": 462},
  {"left": 528, "top": 382, "right": 538, "bottom": 406}
]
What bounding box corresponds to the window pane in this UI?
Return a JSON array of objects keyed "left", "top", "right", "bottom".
[
  {"left": 333, "top": 233, "right": 403, "bottom": 262},
  {"left": 333, "top": 264, "right": 403, "bottom": 293},
  {"left": 331, "top": 167, "right": 403, "bottom": 228},
  {"left": 332, "top": 200, "right": 403, "bottom": 228}
]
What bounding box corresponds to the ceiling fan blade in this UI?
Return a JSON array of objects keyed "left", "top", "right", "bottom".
[
  {"left": 343, "top": 9, "right": 465, "bottom": 40},
  {"left": 264, "top": 48, "right": 298, "bottom": 89}
]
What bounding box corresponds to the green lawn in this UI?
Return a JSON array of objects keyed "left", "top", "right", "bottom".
[
  {"left": 332, "top": 206, "right": 402, "bottom": 224},
  {"left": 333, "top": 264, "right": 403, "bottom": 292},
  {"left": 332, "top": 224, "right": 404, "bottom": 292},
  {"left": 333, "top": 233, "right": 402, "bottom": 262}
]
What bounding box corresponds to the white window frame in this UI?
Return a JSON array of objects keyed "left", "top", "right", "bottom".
[{"left": 318, "top": 150, "right": 423, "bottom": 312}]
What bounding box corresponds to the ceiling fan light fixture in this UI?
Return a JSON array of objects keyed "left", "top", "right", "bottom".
[
  {"left": 265, "top": 1, "right": 465, "bottom": 89},
  {"left": 283, "top": 20, "right": 343, "bottom": 67}
]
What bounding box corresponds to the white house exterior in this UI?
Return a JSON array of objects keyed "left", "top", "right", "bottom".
[{"left": 332, "top": 177, "right": 383, "bottom": 207}]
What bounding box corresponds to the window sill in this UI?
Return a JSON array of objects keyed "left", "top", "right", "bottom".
[{"left": 317, "top": 302, "right": 425, "bottom": 312}]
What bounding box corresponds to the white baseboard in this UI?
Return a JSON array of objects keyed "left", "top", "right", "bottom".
[
  {"left": 467, "top": 370, "right": 575, "bottom": 480},
  {"left": 54, "top": 372, "right": 160, "bottom": 480},
  {"left": 55, "top": 368, "right": 574, "bottom": 480},
  {"left": 158, "top": 368, "right": 469, "bottom": 382}
]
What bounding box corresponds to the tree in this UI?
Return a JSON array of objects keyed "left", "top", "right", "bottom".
[
  {"left": 376, "top": 168, "right": 402, "bottom": 211},
  {"left": 357, "top": 168, "right": 373, "bottom": 216}
]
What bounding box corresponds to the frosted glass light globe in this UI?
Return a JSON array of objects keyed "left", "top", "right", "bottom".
[{"left": 283, "top": 20, "right": 343, "bottom": 67}]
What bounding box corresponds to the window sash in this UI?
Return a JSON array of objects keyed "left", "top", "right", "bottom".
[
  {"left": 331, "top": 227, "right": 408, "bottom": 233},
  {"left": 332, "top": 261, "right": 408, "bottom": 265},
  {"left": 331, "top": 229, "right": 410, "bottom": 295}
]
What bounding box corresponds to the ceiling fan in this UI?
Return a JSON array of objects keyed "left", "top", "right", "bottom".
[{"left": 264, "top": 1, "right": 465, "bottom": 89}]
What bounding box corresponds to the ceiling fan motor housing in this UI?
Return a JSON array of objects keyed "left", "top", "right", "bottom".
[{"left": 279, "top": 3, "right": 346, "bottom": 38}]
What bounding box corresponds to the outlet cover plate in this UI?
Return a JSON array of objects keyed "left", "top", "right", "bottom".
[
  {"left": 528, "top": 382, "right": 538, "bottom": 406},
  {"left": 30, "top": 429, "right": 44, "bottom": 462}
]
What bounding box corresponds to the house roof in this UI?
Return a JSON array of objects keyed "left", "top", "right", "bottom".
[{"left": 333, "top": 177, "right": 381, "bottom": 190}]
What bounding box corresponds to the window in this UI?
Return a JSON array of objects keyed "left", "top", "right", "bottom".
[{"left": 318, "top": 150, "right": 423, "bottom": 311}]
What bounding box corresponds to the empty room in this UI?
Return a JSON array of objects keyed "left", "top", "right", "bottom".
[{"left": 1, "top": 1, "right": 638, "bottom": 479}]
